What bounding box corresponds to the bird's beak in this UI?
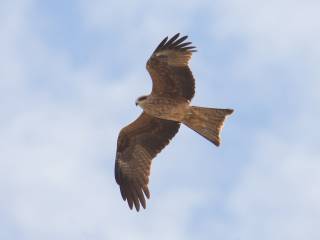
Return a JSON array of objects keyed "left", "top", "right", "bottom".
[{"left": 135, "top": 101, "right": 138, "bottom": 106}]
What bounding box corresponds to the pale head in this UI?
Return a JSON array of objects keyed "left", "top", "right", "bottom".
[{"left": 135, "top": 95, "right": 149, "bottom": 107}]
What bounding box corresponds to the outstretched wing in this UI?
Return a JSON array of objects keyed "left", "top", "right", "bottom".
[
  {"left": 147, "top": 33, "right": 197, "bottom": 101},
  {"left": 115, "top": 113, "right": 180, "bottom": 211}
]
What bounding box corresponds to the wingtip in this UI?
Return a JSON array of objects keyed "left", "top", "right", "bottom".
[
  {"left": 135, "top": 204, "right": 140, "bottom": 212},
  {"left": 143, "top": 185, "right": 151, "bottom": 199},
  {"left": 128, "top": 201, "right": 134, "bottom": 210},
  {"left": 173, "top": 32, "right": 180, "bottom": 38},
  {"left": 214, "top": 140, "right": 221, "bottom": 147},
  {"left": 120, "top": 188, "right": 127, "bottom": 201},
  {"left": 153, "top": 33, "right": 196, "bottom": 53}
]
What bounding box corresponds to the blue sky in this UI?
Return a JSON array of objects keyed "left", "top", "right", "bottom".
[{"left": 1, "top": 0, "right": 320, "bottom": 239}]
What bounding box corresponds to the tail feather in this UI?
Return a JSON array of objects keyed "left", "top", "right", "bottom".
[{"left": 182, "top": 106, "right": 233, "bottom": 146}]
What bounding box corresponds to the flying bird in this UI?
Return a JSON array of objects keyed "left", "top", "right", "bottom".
[{"left": 115, "top": 33, "right": 233, "bottom": 211}]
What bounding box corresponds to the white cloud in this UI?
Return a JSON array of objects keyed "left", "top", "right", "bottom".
[
  {"left": 206, "top": 133, "right": 320, "bottom": 240},
  {"left": 212, "top": 0, "right": 320, "bottom": 55},
  {"left": 1, "top": 0, "right": 320, "bottom": 239}
]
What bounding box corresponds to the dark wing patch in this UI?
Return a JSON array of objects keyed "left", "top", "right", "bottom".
[
  {"left": 115, "top": 113, "right": 180, "bottom": 211},
  {"left": 147, "top": 33, "right": 196, "bottom": 101}
]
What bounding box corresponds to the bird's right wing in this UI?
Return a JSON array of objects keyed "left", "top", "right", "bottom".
[{"left": 115, "top": 112, "right": 180, "bottom": 211}]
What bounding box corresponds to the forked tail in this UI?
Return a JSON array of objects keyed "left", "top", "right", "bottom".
[{"left": 182, "top": 106, "right": 234, "bottom": 146}]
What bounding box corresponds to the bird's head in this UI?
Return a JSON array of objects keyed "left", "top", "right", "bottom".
[{"left": 135, "top": 95, "right": 149, "bottom": 107}]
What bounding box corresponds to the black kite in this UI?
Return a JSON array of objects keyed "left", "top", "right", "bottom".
[{"left": 115, "top": 33, "right": 233, "bottom": 211}]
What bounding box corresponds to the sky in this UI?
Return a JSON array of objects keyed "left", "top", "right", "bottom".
[{"left": 1, "top": 0, "right": 320, "bottom": 239}]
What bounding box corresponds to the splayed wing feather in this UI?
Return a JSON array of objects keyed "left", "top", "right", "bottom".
[
  {"left": 175, "top": 41, "right": 192, "bottom": 48},
  {"left": 163, "top": 33, "right": 180, "bottom": 47},
  {"left": 154, "top": 36, "right": 168, "bottom": 52},
  {"left": 171, "top": 35, "right": 188, "bottom": 47}
]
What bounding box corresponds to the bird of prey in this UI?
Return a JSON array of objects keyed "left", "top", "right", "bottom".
[{"left": 115, "top": 33, "right": 233, "bottom": 211}]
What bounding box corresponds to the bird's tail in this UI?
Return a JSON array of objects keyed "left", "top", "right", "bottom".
[{"left": 182, "top": 106, "right": 234, "bottom": 146}]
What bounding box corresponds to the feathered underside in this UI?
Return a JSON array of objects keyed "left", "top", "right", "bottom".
[
  {"left": 147, "top": 33, "right": 197, "bottom": 101},
  {"left": 115, "top": 113, "right": 180, "bottom": 211}
]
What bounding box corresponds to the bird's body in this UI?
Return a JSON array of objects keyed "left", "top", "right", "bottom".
[
  {"left": 115, "top": 33, "right": 234, "bottom": 211},
  {"left": 138, "top": 95, "right": 189, "bottom": 122}
]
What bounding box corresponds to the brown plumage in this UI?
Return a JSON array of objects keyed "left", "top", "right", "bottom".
[
  {"left": 115, "top": 33, "right": 234, "bottom": 211},
  {"left": 147, "top": 34, "right": 196, "bottom": 100}
]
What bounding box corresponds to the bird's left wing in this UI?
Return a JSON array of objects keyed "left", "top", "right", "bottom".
[
  {"left": 146, "top": 33, "right": 197, "bottom": 101},
  {"left": 115, "top": 112, "right": 180, "bottom": 211}
]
